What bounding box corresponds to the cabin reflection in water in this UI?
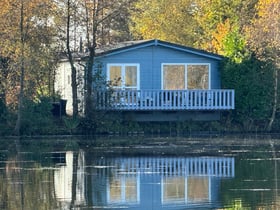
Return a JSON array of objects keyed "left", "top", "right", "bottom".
[
  {"left": 91, "top": 156, "right": 235, "bottom": 209},
  {"left": 54, "top": 152, "right": 234, "bottom": 209}
]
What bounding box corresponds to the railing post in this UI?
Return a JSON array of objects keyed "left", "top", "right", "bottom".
[
  {"left": 218, "top": 91, "right": 221, "bottom": 109},
  {"left": 139, "top": 90, "right": 142, "bottom": 109},
  {"left": 156, "top": 91, "right": 159, "bottom": 108},
  {"left": 232, "top": 90, "right": 235, "bottom": 109},
  {"left": 185, "top": 91, "right": 189, "bottom": 109},
  {"left": 224, "top": 90, "right": 227, "bottom": 109},
  {"left": 195, "top": 91, "right": 198, "bottom": 109}
]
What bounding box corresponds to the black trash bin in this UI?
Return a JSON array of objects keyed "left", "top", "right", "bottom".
[
  {"left": 52, "top": 99, "right": 67, "bottom": 117},
  {"left": 60, "top": 99, "right": 67, "bottom": 116}
]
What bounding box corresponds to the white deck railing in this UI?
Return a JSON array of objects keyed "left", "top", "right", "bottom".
[
  {"left": 96, "top": 157, "right": 235, "bottom": 177},
  {"left": 94, "top": 89, "right": 234, "bottom": 111}
]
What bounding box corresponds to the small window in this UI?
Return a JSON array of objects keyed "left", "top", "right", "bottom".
[
  {"left": 108, "top": 176, "right": 139, "bottom": 204},
  {"left": 108, "top": 64, "right": 139, "bottom": 90}
]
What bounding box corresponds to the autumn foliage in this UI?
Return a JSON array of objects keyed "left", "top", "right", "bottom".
[{"left": 0, "top": 0, "right": 280, "bottom": 134}]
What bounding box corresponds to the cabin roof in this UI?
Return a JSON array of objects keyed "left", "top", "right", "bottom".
[
  {"left": 59, "top": 39, "right": 223, "bottom": 61},
  {"left": 96, "top": 39, "right": 223, "bottom": 60}
]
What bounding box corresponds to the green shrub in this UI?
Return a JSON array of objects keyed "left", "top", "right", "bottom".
[
  {"left": 20, "top": 97, "right": 55, "bottom": 135},
  {"left": 63, "top": 117, "right": 80, "bottom": 134}
]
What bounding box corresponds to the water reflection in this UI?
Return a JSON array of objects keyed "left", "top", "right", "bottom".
[
  {"left": 1, "top": 151, "right": 56, "bottom": 210},
  {"left": 0, "top": 150, "right": 235, "bottom": 209},
  {"left": 89, "top": 156, "right": 234, "bottom": 209},
  {"left": 54, "top": 150, "right": 86, "bottom": 209},
  {"left": 1, "top": 139, "right": 280, "bottom": 209}
]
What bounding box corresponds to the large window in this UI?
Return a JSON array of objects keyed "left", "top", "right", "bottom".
[
  {"left": 162, "top": 64, "right": 210, "bottom": 90},
  {"left": 107, "top": 64, "right": 139, "bottom": 90},
  {"left": 162, "top": 176, "right": 209, "bottom": 204}
]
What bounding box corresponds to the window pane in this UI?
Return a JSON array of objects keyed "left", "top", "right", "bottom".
[
  {"left": 125, "top": 177, "right": 137, "bottom": 202},
  {"left": 163, "top": 177, "right": 185, "bottom": 203},
  {"left": 163, "top": 65, "right": 185, "bottom": 90},
  {"left": 125, "top": 66, "right": 137, "bottom": 87},
  {"left": 110, "top": 66, "right": 122, "bottom": 87},
  {"left": 187, "top": 177, "right": 209, "bottom": 202},
  {"left": 109, "top": 178, "right": 122, "bottom": 202},
  {"left": 187, "top": 65, "right": 209, "bottom": 89}
]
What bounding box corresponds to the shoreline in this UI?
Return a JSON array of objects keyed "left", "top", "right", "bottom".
[{"left": 0, "top": 134, "right": 279, "bottom": 158}]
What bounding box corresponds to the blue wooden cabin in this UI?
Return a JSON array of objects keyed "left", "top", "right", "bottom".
[{"left": 94, "top": 39, "right": 234, "bottom": 121}]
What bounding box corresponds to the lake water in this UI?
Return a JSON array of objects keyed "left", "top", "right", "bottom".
[{"left": 0, "top": 136, "right": 280, "bottom": 209}]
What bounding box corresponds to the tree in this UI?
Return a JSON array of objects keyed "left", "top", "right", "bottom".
[
  {"left": 246, "top": 0, "right": 280, "bottom": 131},
  {"left": 211, "top": 19, "right": 247, "bottom": 63},
  {"left": 129, "top": 0, "right": 198, "bottom": 46},
  {"left": 0, "top": 57, "right": 9, "bottom": 110},
  {"left": 14, "top": 0, "right": 25, "bottom": 135},
  {"left": 66, "top": 0, "right": 79, "bottom": 119},
  {"left": 0, "top": 0, "right": 58, "bottom": 135},
  {"left": 82, "top": 0, "right": 135, "bottom": 120},
  {"left": 55, "top": 0, "right": 83, "bottom": 119},
  {"left": 54, "top": 0, "right": 134, "bottom": 121},
  {"left": 193, "top": 0, "right": 257, "bottom": 60},
  {"left": 222, "top": 57, "right": 273, "bottom": 131},
  {"left": 129, "top": 0, "right": 256, "bottom": 62}
]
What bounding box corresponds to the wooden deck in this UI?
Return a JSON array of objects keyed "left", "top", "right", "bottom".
[{"left": 94, "top": 89, "right": 235, "bottom": 111}]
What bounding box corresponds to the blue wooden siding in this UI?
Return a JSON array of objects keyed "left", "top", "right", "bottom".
[{"left": 95, "top": 45, "right": 221, "bottom": 90}]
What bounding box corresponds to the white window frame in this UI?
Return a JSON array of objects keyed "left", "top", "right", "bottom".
[
  {"left": 107, "top": 63, "right": 140, "bottom": 90},
  {"left": 161, "top": 63, "right": 211, "bottom": 90}
]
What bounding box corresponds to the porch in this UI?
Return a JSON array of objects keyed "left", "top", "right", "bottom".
[{"left": 94, "top": 89, "right": 235, "bottom": 111}]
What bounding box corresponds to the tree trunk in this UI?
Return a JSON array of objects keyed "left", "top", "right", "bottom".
[
  {"left": 70, "top": 152, "right": 78, "bottom": 209},
  {"left": 84, "top": 0, "right": 99, "bottom": 119},
  {"left": 267, "top": 67, "right": 278, "bottom": 131},
  {"left": 66, "top": 0, "right": 78, "bottom": 118},
  {"left": 14, "top": 0, "right": 25, "bottom": 136},
  {"left": 85, "top": 47, "right": 94, "bottom": 118}
]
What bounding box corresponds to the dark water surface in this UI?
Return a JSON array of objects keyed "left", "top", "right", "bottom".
[{"left": 0, "top": 137, "right": 280, "bottom": 209}]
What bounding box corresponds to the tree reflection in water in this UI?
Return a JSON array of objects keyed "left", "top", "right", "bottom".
[{"left": 0, "top": 138, "right": 280, "bottom": 209}]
